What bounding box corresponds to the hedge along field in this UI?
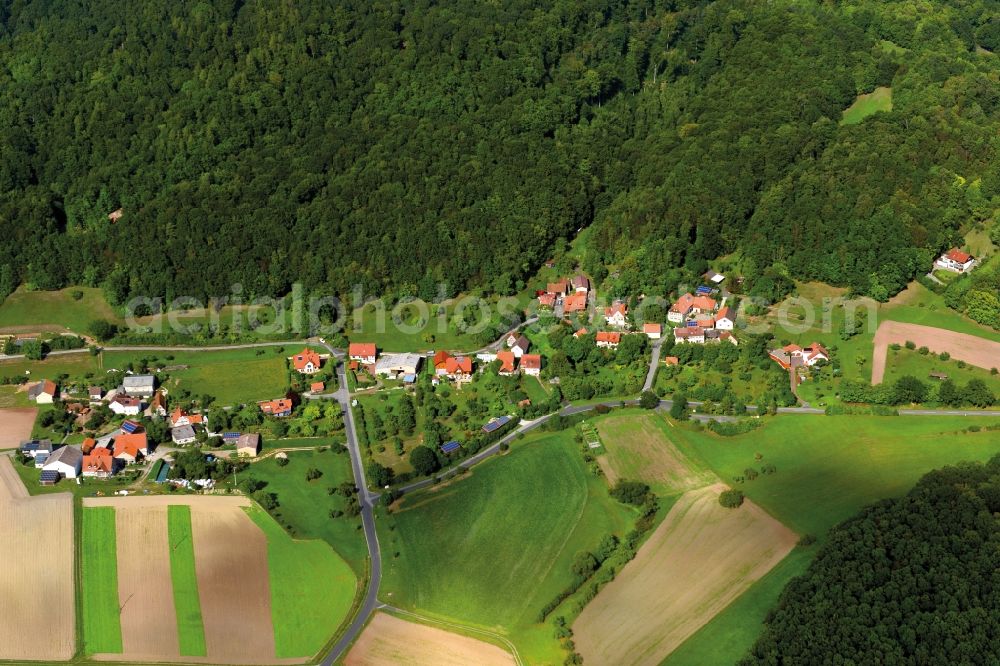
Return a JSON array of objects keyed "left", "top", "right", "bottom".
[
  {"left": 167, "top": 506, "right": 206, "bottom": 657},
  {"left": 247, "top": 507, "right": 358, "bottom": 658},
  {"left": 81, "top": 507, "right": 123, "bottom": 654},
  {"left": 377, "top": 431, "right": 635, "bottom": 664}
]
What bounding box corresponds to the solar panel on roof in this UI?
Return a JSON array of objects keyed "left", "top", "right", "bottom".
[
  {"left": 441, "top": 441, "right": 461, "bottom": 454},
  {"left": 223, "top": 432, "right": 240, "bottom": 440},
  {"left": 687, "top": 321, "right": 698, "bottom": 327},
  {"left": 696, "top": 285, "right": 712, "bottom": 294},
  {"left": 120, "top": 421, "right": 140, "bottom": 434},
  {"left": 39, "top": 470, "right": 59, "bottom": 482}
]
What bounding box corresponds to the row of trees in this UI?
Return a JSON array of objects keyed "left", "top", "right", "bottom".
[{"left": 840, "top": 375, "right": 997, "bottom": 407}]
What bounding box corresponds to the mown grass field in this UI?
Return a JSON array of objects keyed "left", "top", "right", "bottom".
[
  {"left": 246, "top": 447, "right": 368, "bottom": 574},
  {"left": 0, "top": 352, "right": 97, "bottom": 381},
  {"left": 247, "top": 507, "right": 358, "bottom": 658},
  {"left": 840, "top": 86, "right": 892, "bottom": 125},
  {"left": 881, "top": 348, "right": 1000, "bottom": 395},
  {"left": 105, "top": 347, "right": 290, "bottom": 406},
  {"left": 0, "top": 385, "right": 32, "bottom": 408},
  {"left": 166, "top": 506, "right": 206, "bottom": 657},
  {"left": 668, "top": 415, "right": 1000, "bottom": 539},
  {"left": 81, "top": 507, "right": 123, "bottom": 654},
  {"left": 0, "top": 286, "right": 120, "bottom": 333},
  {"left": 377, "top": 431, "right": 636, "bottom": 663}
]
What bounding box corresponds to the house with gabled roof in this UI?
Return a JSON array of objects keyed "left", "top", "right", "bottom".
[
  {"left": 292, "top": 348, "right": 322, "bottom": 374},
  {"left": 348, "top": 343, "right": 377, "bottom": 364},
  {"left": 563, "top": 291, "right": 588, "bottom": 313},
  {"left": 171, "top": 424, "right": 197, "bottom": 445},
  {"left": 496, "top": 351, "right": 516, "bottom": 376},
  {"left": 508, "top": 334, "right": 530, "bottom": 358},
  {"left": 604, "top": 303, "right": 629, "bottom": 328},
  {"left": 28, "top": 380, "right": 57, "bottom": 404},
  {"left": 674, "top": 327, "right": 706, "bottom": 344},
  {"left": 546, "top": 280, "right": 569, "bottom": 296},
  {"left": 113, "top": 433, "right": 149, "bottom": 463},
  {"left": 123, "top": 375, "right": 156, "bottom": 397},
  {"left": 237, "top": 433, "right": 261, "bottom": 458},
  {"left": 82, "top": 448, "right": 118, "bottom": 478},
  {"left": 643, "top": 323, "right": 662, "bottom": 339},
  {"left": 170, "top": 407, "right": 204, "bottom": 428},
  {"left": 149, "top": 390, "right": 167, "bottom": 417},
  {"left": 769, "top": 342, "right": 829, "bottom": 370},
  {"left": 537, "top": 293, "right": 557, "bottom": 309},
  {"left": 596, "top": 331, "right": 621, "bottom": 349},
  {"left": 88, "top": 386, "right": 104, "bottom": 403},
  {"left": 714, "top": 306, "right": 735, "bottom": 330},
  {"left": 935, "top": 248, "right": 976, "bottom": 273},
  {"left": 520, "top": 354, "right": 542, "bottom": 376},
  {"left": 109, "top": 395, "right": 143, "bottom": 416},
  {"left": 43, "top": 446, "right": 82, "bottom": 479},
  {"left": 259, "top": 398, "right": 294, "bottom": 417},
  {"left": 571, "top": 275, "right": 590, "bottom": 293}
]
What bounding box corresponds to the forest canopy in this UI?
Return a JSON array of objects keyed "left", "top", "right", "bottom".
[
  {"left": 741, "top": 454, "right": 1000, "bottom": 664},
  {"left": 0, "top": 0, "right": 998, "bottom": 306}
]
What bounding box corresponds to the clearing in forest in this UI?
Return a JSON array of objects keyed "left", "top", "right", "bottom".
[
  {"left": 573, "top": 484, "right": 797, "bottom": 666},
  {"left": 840, "top": 86, "right": 892, "bottom": 124}
]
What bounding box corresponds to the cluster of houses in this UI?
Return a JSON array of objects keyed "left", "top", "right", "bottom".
[
  {"left": 934, "top": 248, "right": 977, "bottom": 273},
  {"left": 21, "top": 428, "right": 149, "bottom": 484},
  {"left": 537, "top": 275, "right": 591, "bottom": 313},
  {"left": 668, "top": 290, "right": 737, "bottom": 345},
  {"left": 768, "top": 342, "right": 830, "bottom": 370}
]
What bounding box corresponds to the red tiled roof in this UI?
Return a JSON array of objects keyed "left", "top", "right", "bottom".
[
  {"left": 496, "top": 351, "right": 516, "bottom": 373},
  {"left": 596, "top": 331, "right": 621, "bottom": 344},
  {"left": 643, "top": 323, "right": 662, "bottom": 334},
  {"left": 671, "top": 293, "right": 695, "bottom": 314},
  {"left": 946, "top": 248, "right": 972, "bottom": 263},
  {"left": 573, "top": 327, "right": 588, "bottom": 337},
  {"left": 292, "top": 347, "right": 322, "bottom": 371},
  {"left": 538, "top": 294, "right": 556, "bottom": 307},
  {"left": 691, "top": 295, "right": 717, "bottom": 311},
  {"left": 82, "top": 438, "right": 96, "bottom": 454},
  {"left": 664, "top": 356, "right": 680, "bottom": 366},
  {"left": 83, "top": 449, "right": 114, "bottom": 474},
  {"left": 433, "top": 350, "right": 450, "bottom": 370},
  {"left": 716, "top": 306, "right": 733, "bottom": 320},
  {"left": 520, "top": 354, "right": 542, "bottom": 370},
  {"left": 445, "top": 356, "right": 472, "bottom": 375},
  {"left": 113, "top": 433, "right": 147, "bottom": 458},
  {"left": 311, "top": 382, "right": 325, "bottom": 392},
  {"left": 348, "top": 342, "right": 377, "bottom": 358},
  {"left": 564, "top": 292, "right": 588, "bottom": 312},
  {"left": 605, "top": 303, "right": 628, "bottom": 317},
  {"left": 546, "top": 280, "right": 568, "bottom": 294},
  {"left": 259, "top": 398, "right": 293, "bottom": 414},
  {"left": 674, "top": 327, "right": 705, "bottom": 338}
]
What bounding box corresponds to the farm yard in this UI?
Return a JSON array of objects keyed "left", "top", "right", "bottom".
[
  {"left": 377, "top": 430, "right": 636, "bottom": 664},
  {"left": 0, "top": 456, "right": 75, "bottom": 661},
  {"left": 573, "top": 484, "right": 797, "bottom": 665},
  {"left": 80, "top": 494, "right": 347, "bottom": 664},
  {"left": 0, "top": 406, "right": 36, "bottom": 447},
  {"left": 345, "top": 612, "right": 516, "bottom": 666},
  {"left": 870, "top": 320, "right": 1000, "bottom": 384}
]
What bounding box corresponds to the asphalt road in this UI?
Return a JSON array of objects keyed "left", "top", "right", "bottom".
[{"left": 643, "top": 338, "right": 663, "bottom": 392}]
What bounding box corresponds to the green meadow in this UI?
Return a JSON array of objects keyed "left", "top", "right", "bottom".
[
  {"left": 81, "top": 508, "right": 122, "bottom": 654},
  {"left": 166, "top": 506, "right": 207, "bottom": 656},
  {"left": 840, "top": 86, "right": 892, "bottom": 125},
  {"left": 248, "top": 507, "right": 358, "bottom": 658},
  {"left": 245, "top": 447, "right": 369, "bottom": 574},
  {"left": 881, "top": 348, "right": 1000, "bottom": 395},
  {"left": 378, "top": 431, "right": 636, "bottom": 663},
  {"left": 0, "top": 286, "right": 120, "bottom": 333}
]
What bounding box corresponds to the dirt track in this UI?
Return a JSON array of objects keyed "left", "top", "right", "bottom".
[
  {"left": 0, "top": 457, "right": 75, "bottom": 660},
  {"left": 83, "top": 495, "right": 251, "bottom": 508},
  {"left": 573, "top": 483, "right": 797, "bottom": 666},
  {"left": 0, "top": 408, "right": 36, "bottom": 448},
  {"left": 345, "top": 612, "right": 515, "bottom": 666},
  {"left": 871, "top": 321, "right": 1000, "bottom": 385},
  {"left": 117, "top": 506, "right": 180, "bottom": 656}
]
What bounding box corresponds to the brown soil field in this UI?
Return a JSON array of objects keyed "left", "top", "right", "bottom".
[
  {"left": 345, "top": 612, "right": 516, "bottom": 666},
  {"left": 0, "top": 407, "right": 37, "bottom": 448},
  {"left": 116, "top": 506, "right": 179, "bottom": 657},
  {"left": 872, "top": 321, "right": 1000, "bottom": 385},
  {"left": 595, "top": 413, "right": 716, "bottom": 494},
  {"left": 573, "top": 483, "right": 797, "bottom": 666},
  {"left": 191, "top": 506, "right": 277, "bottom": 663},
  {"left": 83, "top": 495, "right": 252, "bottom": 508},
  {"left": 0, "top": 456, "right": 75, "bottom": 660}
]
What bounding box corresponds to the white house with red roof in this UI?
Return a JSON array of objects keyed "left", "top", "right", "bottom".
[
  {"left": 596, "top": 331, "right": 621, "bottom": 348},
  {"left": 668, "top": 293, "right": 718, "bottom": 324},
  {"left": 520, "top": 354, "right": 542, "bottom": 376},
  {"left": 604, "top": 302, "right": 629, "bottom": 328},
  {"left": 348, "top": 343, "right": 377, "bottom": 364},
  {"left": 934, "top": 248, "right": 976, "bottom": 273},
  {"left": 643, "top": 323, "right": 662, "bottom": 339},
  {"left": 714, "top": 306, "right": 735, "bottom": 330},
  {"left": 769, "top": 342, "right": 830, "bottom": 370},
  {"left": 291, "top": 348, "right": 322, "bottom": 374}
]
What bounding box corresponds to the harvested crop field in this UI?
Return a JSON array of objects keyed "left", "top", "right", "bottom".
[
  {"left": 0, "top": 407, "right": 36, "bottom": 448},
  {"left": 595, "top": 413, "right": 716, "bottom": 494},
  {"left": 85, "top": 494, "right": 304, "bottom": 665},
  {"left": 116, "top": 505, "right": 180, "bottom": 657},
  {"left": 345, "top": 612, "right": 516, "bottom": 666},
  {"left": 872, "top": 321, "right": 1000, "bottom": 384},
  {"left": 573, "top": 484, "right": 797, "bottom": 666},
  {"left": 0, "top": 456, "right": 75, "bottom": 660}
]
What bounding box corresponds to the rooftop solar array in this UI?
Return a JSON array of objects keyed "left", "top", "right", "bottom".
[
  {"left": 696, "top": 285, "right": 712, "bottom": 294},
  {"left": 440, "top": 440, "right": 461, "bottom": 454},
  {"left": 120, "top": 420, "right": 141, "bottom": 434},
  {"left": 39, "top": 470, "right": 60, "bottom": 483},
  {"left": 482, "top": 415, "right": 512, "bottom": 433},
  {"left": 223, "top": 432, "right": 241, "bottom": 441}
]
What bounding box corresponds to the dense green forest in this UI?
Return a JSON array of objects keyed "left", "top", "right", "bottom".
[
  {"left": 0, "top": 0, "right": 998, "bottom": 307},
  {"left": 742, "top": 454, "right": 1000, "bottom": 664}
]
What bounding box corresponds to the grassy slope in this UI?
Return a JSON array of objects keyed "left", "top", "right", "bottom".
[
  {"left": 668, "top": 415, "right": 1000, "bottom": 539},
  {"left": 81, "top": 507, "right": 122, "bottom": 654},
  {"left": 166, "top": 506, "right": 207, "bottom": 657},
  {"left": 378, "top": 431, "right": 635, "bottom": 664},
  {"left": 0, "top": 286, "right": 120, "bottom": 332},
  {"left": 882, "top": 348, "right": 1000, "bottom": 394},
  {"left": 247, "top": 507, "right": 357, "bottom": 658},
  {"left": 245, "top": 447, "right": 368, "bottom": 574},
  {"left": 840, "top": 86, "right": 892, "bottom": 125}
]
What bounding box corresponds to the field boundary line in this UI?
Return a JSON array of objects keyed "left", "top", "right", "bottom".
[{"left": 380, "top": 606, "right": 523, "bottom": 666}]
